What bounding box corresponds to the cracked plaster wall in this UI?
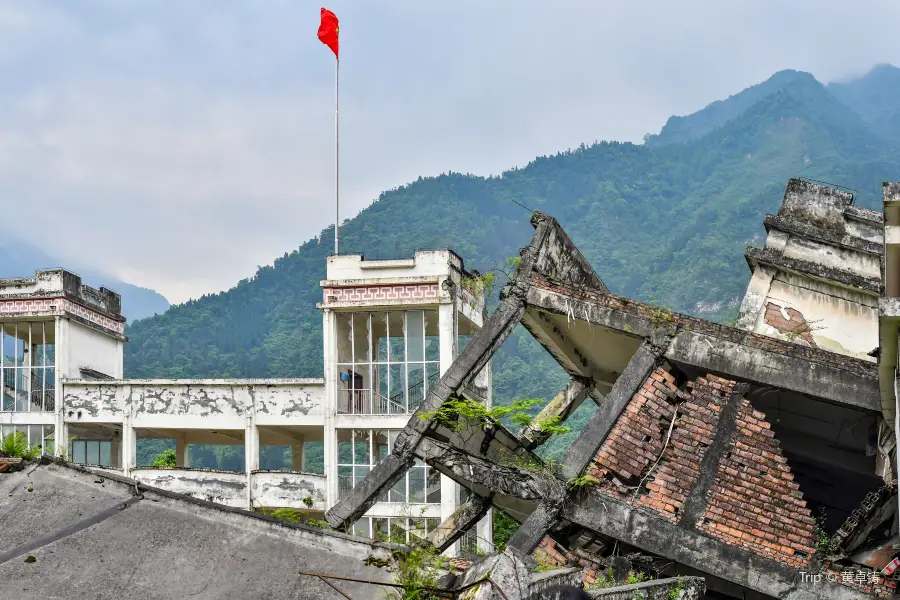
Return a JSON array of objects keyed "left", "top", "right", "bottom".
[
  {"left": 132, "top": 468, "right": 247, "bottom": 507},
  {"left": 251, "top": 471, "right": 327, "bottom": 511},
  {"left": 749, "top": 273, "right": 877, "bottom": 360},
  {"left": 63, "top": 381, "right": 324, "bottom": 421}
]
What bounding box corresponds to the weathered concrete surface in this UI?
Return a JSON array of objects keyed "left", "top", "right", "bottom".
[
  {"left": 453, "top": 547, "right": 581, "bottom": 600},
  {"left": 251, "top": 471, "right": 327, "bottom": 511},
  {"left": 563, "top": 494, "right": 873, "bottom": 600},
  {"left": 63, "top": 379, "right": 325, "bottom": 422},
  {"left": 745, "top": 246, "right": 881, "bottom": 295},
  {"left": 0, "top": 460, "right": 395, "bottom": 599},
  {"left": 131, "top": 467, "right": 247, "bottom": 507},
  {"left": 586, "top": 577, "right": 704, "bottom": 599},
  {"left": 525, "top": 281, "right": 880, "bottom": 412},
  {"left": 522, "top": 380, "right": 592, "bottom": 449},
  {"left": 428, "top": 494, "right": 493, "bottom": 552}
]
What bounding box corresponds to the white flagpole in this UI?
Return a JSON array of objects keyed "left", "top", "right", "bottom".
[{"left": 334, "top": 57, "right": 340, "bottom": 255}]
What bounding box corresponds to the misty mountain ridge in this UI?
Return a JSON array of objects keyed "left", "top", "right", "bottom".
[{"left": 0, "top": 237, "right": 170, "bottom": 323}]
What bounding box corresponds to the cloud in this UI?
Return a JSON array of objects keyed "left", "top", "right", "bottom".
[{"left": 2, "top": 0, "right": 900, "bottom": 302}]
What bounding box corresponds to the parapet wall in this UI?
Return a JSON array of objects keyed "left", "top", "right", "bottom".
[{"left": 63, "top": 379, "right": 325, "bottom": 424}]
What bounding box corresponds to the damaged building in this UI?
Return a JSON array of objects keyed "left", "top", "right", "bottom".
[
  {"left": 2, "top": 177, "right": 900, "bottom": 598},
  {"left": 325, "top": 178, "right": 900, "bottom": 598}
]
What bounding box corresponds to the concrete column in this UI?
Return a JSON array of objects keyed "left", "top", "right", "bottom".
[
  {"left": 292, "top": 438, "right": 306, "bottom": 472},
  {"left": 438, "top": 301, "right": 460, "bottom": 557},
  {"left": 176, "top": 434, "right": 188, "bottom": 468},
  {"left": 53, "top": 316, "right": 67, "bottom": 458},
  {"left": 245, "top": 415, "right": 259, "bottom": 510},
  {"left": 477, "top": 509, "right": 494, "bottom": 554},
  {"left": 121, "top": 415, "right": 136, "bottom": 478},
  {"left": 322, "top": 309, "right": 338, "bottom": 509},
  {"left": 735, "top": 267, "right": 775, "bottom": 331},
  {"left": 110, "top": 439, "right": 121, "bottom": 469}
]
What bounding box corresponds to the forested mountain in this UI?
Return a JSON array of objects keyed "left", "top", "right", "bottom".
[
  {"left": 124, "top": 65, "right": 900, "bottom": 459},
  {"left": 0, "top": 237, "right": 170, "bottom": 322}
]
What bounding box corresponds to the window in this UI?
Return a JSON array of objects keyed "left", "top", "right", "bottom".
[
  {"left": 0, "top": 424, "right": 54, "bottom": 455},
  {"left": 69, "top": 439, "right": 113, "bottom": 467},
  {"left": 1, "top": 321, "right": 55, "bottom": 412},
  {"left": 350, "top": 516, "right": 441, "bottom": 544},
  {"left": 337, "top": 428, "right": 440, "bottom": 504},
  {"left": 336, "top": 310, "right": 440, "bottom": 415}
]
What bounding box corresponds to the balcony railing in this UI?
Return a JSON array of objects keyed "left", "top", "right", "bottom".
[
  {"left": 337, "top": 371, "right": 439, "bottom": 416},
  {"left": 1, "top": 368, "right": 54, "bottom": 412}
]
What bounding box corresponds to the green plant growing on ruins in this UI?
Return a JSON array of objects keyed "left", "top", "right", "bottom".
[
  {"left": 0, "top": 432, "right": 39, "bottom": 460},
  {"left": 566, "top": 473, "right": 601, "bottom": 490},
  {"left": 780, "top": 318, "right": 825, "bottom": 344},
  {"left": 458, "top": 256, "right": 524, "bottom": 309},
  {"left": 262, "top": 507, "right": 332, "bottom": 531},
  {"left": 625, "top": 571, "right": 651, "bottom": 584},
  {"left": 151, "top": 448, "right": 177, "bottom": 467},
  {"left": 533, "top": 553, "right": 558, "bottom": 572},
  {"left": 666, "top": 575, "right": 685, "bottom": 600},
  {"left": 492, "top": 509, "right": 519, "bottom": 551},
  {"left": 813, "top": 510, "right": 841, "bottom": 557},
  {"left": 374, "top": 521, "right": 448, "bottom": 600},
  {"left": 302, "top": 495, "right": 313, "bottom": 508},
  {"left": 419, "top": 396, "right": 568, "bottom": 439},
  {"left": 587, "top": 568, "right": 617, "bottom": 590}
]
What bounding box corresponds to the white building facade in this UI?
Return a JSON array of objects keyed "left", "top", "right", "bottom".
[{"left": 0, "top": 251, "right": 492, "bottom": 555}]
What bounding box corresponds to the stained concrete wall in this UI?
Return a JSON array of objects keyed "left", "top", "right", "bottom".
[
  {"left": 251, "top": 471, "right": 327, "bottom": 511},
  {"left": 751, "top": 272, "right": 878, "bottom": 360},
  {"left": 131, "top": 468, "right": 247, "bottom": 507},
  {"left": 63, "top": 318, "right": 123, "bottom": 379},
  {"left": 63, "top": 379, "right": 325, "bottom": 424}
]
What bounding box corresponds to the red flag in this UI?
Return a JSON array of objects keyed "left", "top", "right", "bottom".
[{"left": 318, "top": 8, "right": 339, "bottom": 58}]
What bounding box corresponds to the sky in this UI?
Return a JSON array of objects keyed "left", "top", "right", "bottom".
[{"left": 3, "top": 0, "right": 900, "bottom": 304}]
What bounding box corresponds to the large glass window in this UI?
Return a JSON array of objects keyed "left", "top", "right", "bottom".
[
  {"left": 69, "top": 439, "right": 113, "bottom": 467},
  {"left": 336, "top": 310, "right": 440, "bottom": 414},
  {"left": 0, "top": 424, "right": 54, "bottom": 455},
  {"left": 337, "top": 428, "right": 440, "bottom": 504},
  {"left": 1, "top": 321, "right": 55, "bottom": 412}
]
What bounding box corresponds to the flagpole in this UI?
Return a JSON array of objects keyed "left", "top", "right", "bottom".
[{"left": 334, "top": 57, "right": 340, "bottom": 255}]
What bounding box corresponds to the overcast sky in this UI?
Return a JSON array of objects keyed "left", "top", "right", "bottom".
[{"left": 3, "top": 1, "right": 900, "bottom": 304}]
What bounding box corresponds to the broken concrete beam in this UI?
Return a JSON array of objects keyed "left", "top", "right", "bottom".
[
  {"left": 454, "top": 547, "right": 581, "bottom": 600},
  {"left": 529, "top": 212, "right": 608, "bottom": 292},
  {"left": 428, "top": 494, "right": 493, "bottom": 552},
  {"left": 506, "top": 498, "right": 566, "bottom": 556},
  {"left": 418, "top": 438, "right": 560, "bottom": 502},
  {"left": 563, "top": 494, "right": 875, "bottom": 600},
  {"left": 585, "top": 576, "right": 705, "bottom": 599},
  {"left": 525, "top": 282, "right": 880, "bottom": 412},
  {"left": 561, "top": 343, "right": 663, "bottom": 480},
  {"left": 521, "top": 380, "right": 592, "bottom": 449}
]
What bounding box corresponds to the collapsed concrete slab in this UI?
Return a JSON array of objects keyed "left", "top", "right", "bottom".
[{"left": 325, "top": 179, "right": 900, "bottom": 599}]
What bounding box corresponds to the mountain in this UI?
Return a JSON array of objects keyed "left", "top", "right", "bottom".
[
  {"left": 0, "top": 238, "right": 170, "bottom": 322},
  {"left": 123, "top": 66, "right": 900, "bottom": 457},
  {"left": 644, "top": 69, "right": 820, "bottom": 147},
  {"left": 828, "top": 63, "right": 900, "bottom": 141}
]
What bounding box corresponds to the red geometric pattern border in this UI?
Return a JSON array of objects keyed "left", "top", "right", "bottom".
[
  {"left": 0, "top": 297, "right": 125, "bottom": 335},
  {"left": 323, "top": 283, "right": 439, "bottom": 303}
]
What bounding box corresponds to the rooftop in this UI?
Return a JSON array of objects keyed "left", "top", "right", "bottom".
[{"left": 0, "top": 459, "right": 395, "bottom": 599}]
